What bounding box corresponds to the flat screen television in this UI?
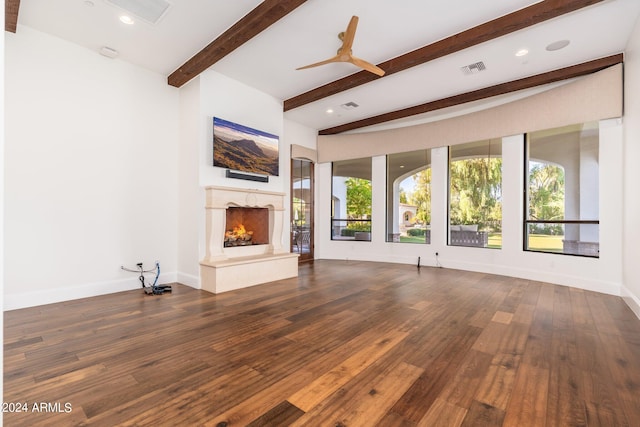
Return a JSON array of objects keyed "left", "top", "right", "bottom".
[{"left": 213, "top": 117, "right": 279, "bottom": 176}]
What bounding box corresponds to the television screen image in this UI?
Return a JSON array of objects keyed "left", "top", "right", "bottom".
[{"left": 213, "top": 117, "right": 279, "bottom": 176}]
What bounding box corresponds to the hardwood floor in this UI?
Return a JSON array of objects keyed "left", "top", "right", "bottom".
[{"left": 4, "top": 260, "right": 640, "bottom": 426}]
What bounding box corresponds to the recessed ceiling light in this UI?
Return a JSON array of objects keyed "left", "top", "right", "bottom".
[
  {"left": 119, "top": 15, "right": 135, "bottom": 25},
  {"left": 515, "top": 49, "right": 529, "bottom": 57},
  {"left": 326, "top": 108, "right": 334, "bottom": 114},
  {"left": 546, "top": 40, "right": 570, "bottom": 51}
]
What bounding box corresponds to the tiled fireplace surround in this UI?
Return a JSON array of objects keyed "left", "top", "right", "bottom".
[{"left": 199, "top": 186, "right": 299, "bottom": 293}]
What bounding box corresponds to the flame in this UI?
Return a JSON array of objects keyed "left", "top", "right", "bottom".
[
  {"left": 233, "top": 224, "right": 246, "bottom": 235},
  {"left": 225, "top": 223, "right": 253, "bottom": 241}
]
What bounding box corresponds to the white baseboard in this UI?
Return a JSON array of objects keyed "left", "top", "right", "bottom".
[
  {"left": 621, "top": 285, "right": 640, "bottom": 320},
  {"left": 442, "top": 258, "right": 622, "bottom": 296},
  {"left": 6, "top": 264, "right": 634, "bottom": 316},
  {"left": 4, "top": 272, "right": 178, "bottom": 311},
  {"left": 316, "top": 254, "right": 622, "bottom": 296},
  {"left": 177, "top": 272, "right": 200, "bottom": 289}
]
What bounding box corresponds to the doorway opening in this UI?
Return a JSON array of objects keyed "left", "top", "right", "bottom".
[{"left": 291, "top": 158, "right": 314, "bottom": 262}]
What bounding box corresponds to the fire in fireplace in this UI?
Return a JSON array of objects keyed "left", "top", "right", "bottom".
[
  {"left": 225, "top": 224, "right": 254, "bottom": 246},
  {"left": 224, "top": 207, "right": 269, "bottom": 247}
]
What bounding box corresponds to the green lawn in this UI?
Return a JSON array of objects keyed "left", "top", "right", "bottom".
[
  {"left": 488, "top": 233, "right": 501, "bottom": 249},
  {"left": 399, "top": 235, "right": 428, "bottom": 243}
]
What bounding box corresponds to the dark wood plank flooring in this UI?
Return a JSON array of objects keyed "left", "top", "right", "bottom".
[{"left": 4, "top": 260, "right": 640, "bottom": 426}]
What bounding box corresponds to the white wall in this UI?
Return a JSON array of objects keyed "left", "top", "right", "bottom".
[
  {"left": 284, "top": 119, "right": 318, "bottom": 152},
  {"left": 4, "top": 33, "right": 307, "bottom": 306},
  {"left": 177, "top": 78, "right": 203, "bottom": 286},
  {"left": 622, "top": 15, "right": 640, "bottom": 317},
  {"left": 4, "top": 27, "right": 179, "bottom": 309},
  {"left": 199, "top": 70, "right": 286, "bottom": 193},
  {"left": 316, "top": 120, "right": 624, "bottom": 297}
]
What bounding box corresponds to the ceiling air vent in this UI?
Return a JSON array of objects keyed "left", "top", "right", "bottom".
[
  {"left": 99, "top": 46, "right": 119, "bottom": 58},
  {"left": 341, "top": 101, "right": 360, "bottom": 110},
  {"left": 105, "top": 0, "right": 171, "bottom": 24},
  {"left": 460, "top": 61, "right": 487, "bottom": 75}
]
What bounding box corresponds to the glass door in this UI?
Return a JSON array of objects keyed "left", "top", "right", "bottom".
[{"left": 291, "top": 158, "right": 314, "bottom": 262}]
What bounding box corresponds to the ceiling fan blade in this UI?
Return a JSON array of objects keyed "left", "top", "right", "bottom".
[
  {"left": 341, "top": 16, "right": 359, "bottom": 52},
  {"left": 350, "top": 56, "right": 385, "bottom": 76},
  {"left": 296, "top": 55, "right": 342, "bottom": 70},
  {"left": 297, "top": 15, "right": 384, "bottom": 76}
]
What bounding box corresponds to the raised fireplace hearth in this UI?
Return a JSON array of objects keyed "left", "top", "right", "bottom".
[{"left": 200, "top": 186, "right": 298, "bottom": 293}]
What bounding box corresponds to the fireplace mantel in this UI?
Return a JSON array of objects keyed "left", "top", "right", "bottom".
[
  {"left": 204, "top": 186, "right": 286, "bottom": 210},
  {"left": 202, "top": 186, "right": 289, "bottom": 261},
  {"left": 200, "top": 186, "right": 298, "bottom": 293}
]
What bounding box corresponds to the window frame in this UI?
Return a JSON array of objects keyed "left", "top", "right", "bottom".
[
  {"left": 523, "top": 127, "right": 600, "bottom": 258},
  {"left": 447, "top": 141, "right": 502, "bottom": 249},
  {"left": 330, "top": 158, "right": 372, "bottom": 242},
  {"left": 385, "top": 149, "right": 432, "bottom": 244}
]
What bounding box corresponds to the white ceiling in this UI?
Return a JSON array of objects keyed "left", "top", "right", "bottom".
[{"left": 16, "top": 0, "right": 640, "bottom": 132}]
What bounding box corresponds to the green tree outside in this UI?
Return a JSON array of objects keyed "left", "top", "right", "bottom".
[
  {"left": 396, "top": 157, "right": 564, "bottom": 245},
  {"left": 344, "top": 177, "right": 372, "bottom": 233},
  {"left": 528, "top": 162, "right": 565, "bottom": 234},
  {"left": 399, "top": 187, "right": 408, "bottom": 204},
  {"left": 345, "top": 177, "right": 372, "bottom": 219},
  {"left": 449, "top": 157, "right": 502, "bottom": 231},
  {"left": 407, "top": 168, "right": 431, "bottom": 225}
]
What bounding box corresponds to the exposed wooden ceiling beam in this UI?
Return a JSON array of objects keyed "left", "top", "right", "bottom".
[
  {"left": 284, "top": 0, "right": 604, "bottom": 112},
  {"left": 168, "top": 0, "right": 307, "bottom": 88},
  {"left": 319, "top": 54, "right": 623, "bottom": 135},
  {"left": 5, "top": 0, "right": 20, "bottom": 33}
]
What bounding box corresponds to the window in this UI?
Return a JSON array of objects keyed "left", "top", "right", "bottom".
[
  {"left": 386, "top": 150, "right": 431, "bottom": 243},
  {"left": 449, "top": 139, "right": 502, "bottom": 248},
  {"left": 331, "top": 158, "right": 372, "bottom": 241},
  {"left": 525, "top": 122, "right": 599, "bottom": 257}
]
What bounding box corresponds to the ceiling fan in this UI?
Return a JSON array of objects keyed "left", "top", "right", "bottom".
[{"left": 297, "top": 16, "right": 385, "bottom": 77}]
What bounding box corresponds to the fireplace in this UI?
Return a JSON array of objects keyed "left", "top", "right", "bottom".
[
  {"left": 224, "top": 207, "right": 269, "bottom": 247},
  {"left": 200, "top": 186, "right": 298, "bottom": 293}
]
